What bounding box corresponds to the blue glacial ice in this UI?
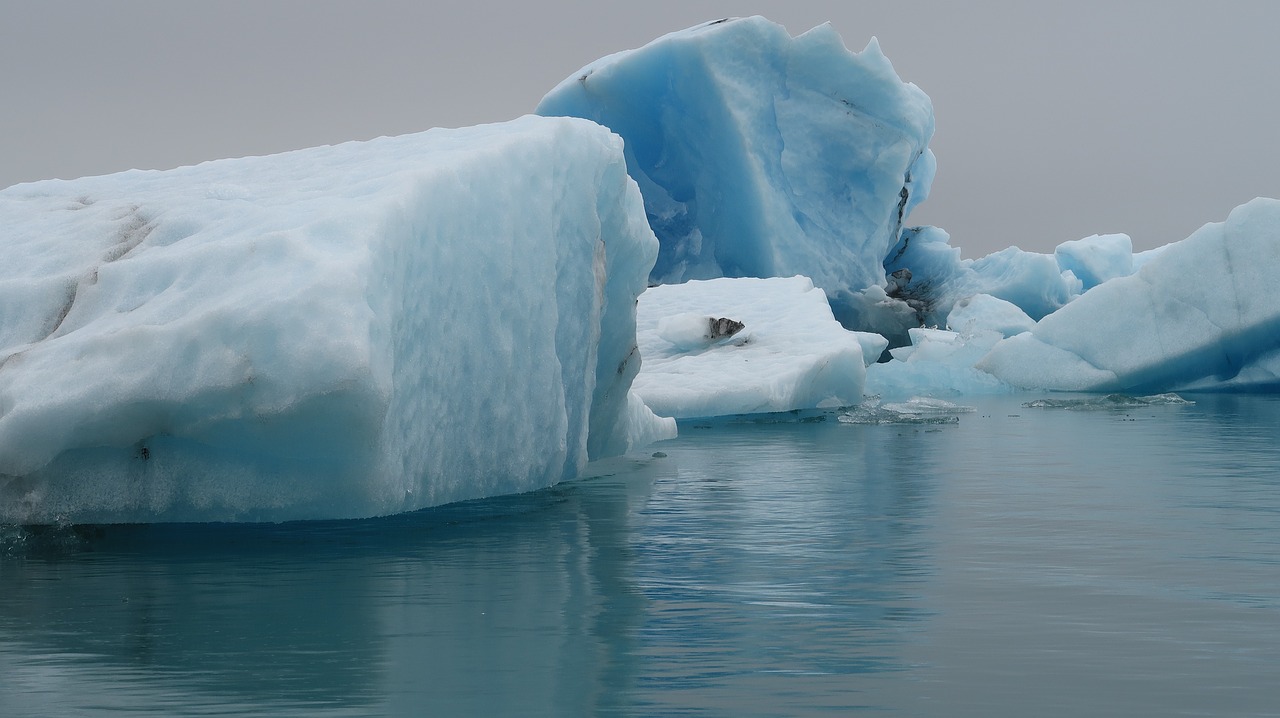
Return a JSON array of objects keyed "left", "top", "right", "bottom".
[
  {"left": 536, "top": 16, "right": 936, "bottom": 308},
  {"left": 978, "top": 198, "right": 1280, "bottom": 393},
  {"left": 866, "top": 199, "right": 1280, "bottom": 397},
  {"left": 536, "top": 16, "right": 1278, "bottom": 403},
  {"left": 879, "top": 225, "right": 1086, "bottom": 329},
  {"left": 3, "top": 14, "right": 1279, "bottom": 525},
  {"left": 1054, "top": 233, "right": 1134, "bottom": 291},
  {"left": 0, "top": 116, "right": 674, "bottom": 523},
  {"left": 945, "top": 294, "right": 1036, "bottom": 338},
  {"left": 865, "top": 327, "right": 1012, "bottom": 400}
]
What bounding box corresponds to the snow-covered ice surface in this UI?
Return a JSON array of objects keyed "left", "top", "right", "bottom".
[
  {"left": 537, "top": 16, "right": 935, "bottom": 303},
  {"left": 633, "top": 276, "right": 866, "bottom": 419},
  {"left": 979, "top": 198, "right": 1280, "bottom": 393},
  {"left": 0, "top": 116, "right": 674, "bottom": 524}
]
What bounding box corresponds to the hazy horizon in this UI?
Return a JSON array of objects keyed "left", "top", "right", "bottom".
[{"left": 4, "top": 0, "right": 1277, "bottom": 257}]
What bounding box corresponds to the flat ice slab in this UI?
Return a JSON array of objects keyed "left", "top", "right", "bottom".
[
  {"left": 0, "top": 116, "right": 674, "bottom": 524},
  {"left": 633, "top": 276, "right": 869, "bottom": 418}
]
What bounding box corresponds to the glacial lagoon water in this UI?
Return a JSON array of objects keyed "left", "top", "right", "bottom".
[{"left": 2, "top": 394, "right": 1278, "bottom": 717}]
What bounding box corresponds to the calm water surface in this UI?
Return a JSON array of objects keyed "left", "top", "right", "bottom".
[{"left": 2, "top": 394, "right": 1278, "bottom": 717}]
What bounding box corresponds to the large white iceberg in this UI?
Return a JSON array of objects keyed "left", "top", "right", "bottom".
[
  {"left": 536, "top": 16, "right": 936, "bottom": 307},
  {"left": 0, "top": 116, "right": 674, "bottom": 524},
  {"left": 633, "top": 276, "right": 872, "bottom": 418},
  {"left": 978, "top": 198, "right": 1280, "bottom": 393}
]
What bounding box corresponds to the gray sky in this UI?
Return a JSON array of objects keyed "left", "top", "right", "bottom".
[{"left": 3, "top": 0, "right": 1277, "bottom": 256}]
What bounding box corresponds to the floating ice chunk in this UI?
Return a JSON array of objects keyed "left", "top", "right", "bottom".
[
  {"left": 979, "top": 197, "right": 1280, "bottom": 393},
  {"left": 946, "top": 294, "right": 1036, "bottom": 338},
  {"left": 881, "top": 397, "right": 976, "bottom": 415},
  {"left": 864, "top": 327, "right": 1012, "bottom": 399},
  {"left": 1053, "top": 233, "right": 1134, "bottom": 291},
  {"left": 837, "top": 397, "right": 971, "bottom": 425},
  {"left": 1023, "top": 393, "right": 1194, "bottom": 410},
  {"left": 0, "top": 116, "right": 674, "bottom": 524},
  {"left": 537, "top": 16, "right": 935, "bottom": 301},
  {"left": 633, "top": 276, "right": 866, "bottom": 418}
]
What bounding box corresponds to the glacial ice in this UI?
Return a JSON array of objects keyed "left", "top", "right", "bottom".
[
  {"left": 632, "top": 276, "right": 868, "bottom": 419},
  {"left": 880, "top": 225, "right": 1084, "bottom": 329},
  {"left": 3, "top": 13, "right": 1279, "bottom": 526},
  {"left": 978, "top": 198, "right": 1280, "bottom": 393},
  {"left": 864, "top": 327, "right": 1012, "bottom": 400},
  {"left": 536, "top": 16, "right": 935, "bottom": 306},
  {"left": 865, "top": 198, "right": 1280, "bottom": 397},
  {"left": 1053, "top": 233, "right": 1134, "bottom": 291},
  {"left": 0, "top": 116, "right": 674, "bottom": 524},
  {"left": 946, "top": 294, "right": 1035, "bottom": 338}
]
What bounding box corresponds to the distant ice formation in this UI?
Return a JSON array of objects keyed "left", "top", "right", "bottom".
[
  {"left": 979, "top": 198, "right": 1280, "bottom": 393},
  {"left": 0, "top": 116, "right": 674, "bottom": 523},
  {"left": 862, "top": 199, "right": 1280, "bottom": 397},
  {"left": 537, "top": 16, "right": 935, "bottom": 310}
]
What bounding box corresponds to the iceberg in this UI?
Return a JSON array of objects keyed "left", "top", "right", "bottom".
[
  {"left": 978, "top": 198, "right": 1280, "bottom": 393},
  {"left": 536, "top": 16, "right": 936, "bottom": 308},
  {"left": 632, "top": 276, "right": 870, "bottom": 419},
  {"left": 864, "top": 198, "right": 1280, "bottom": 397},
  {"left": 0, "top": 116, "right": 674, "bottom": 524},
  {"left": 4, "top": 13, "right": 1276, "bottom": 526}
]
